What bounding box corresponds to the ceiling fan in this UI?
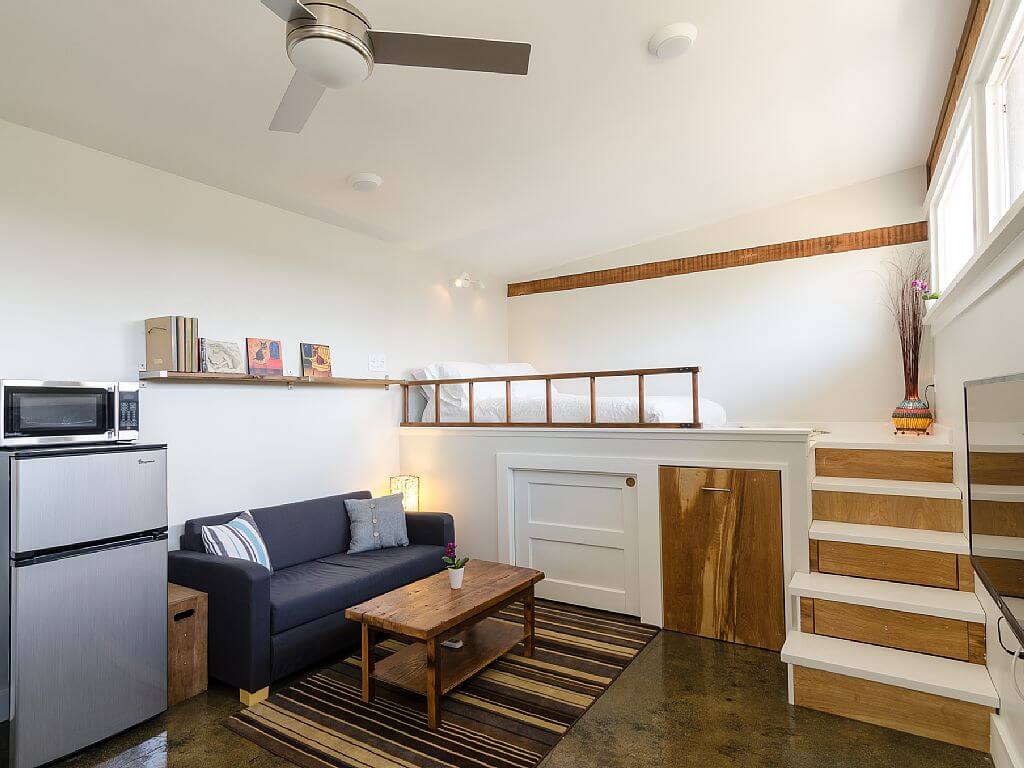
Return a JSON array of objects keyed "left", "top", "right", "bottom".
[{"left": 261, "top": 0, "right": 532, "bottom": 133}]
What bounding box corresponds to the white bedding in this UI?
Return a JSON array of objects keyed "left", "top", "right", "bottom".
[{"left": 420, "top": 392, "right": 727, "bottom": 427}]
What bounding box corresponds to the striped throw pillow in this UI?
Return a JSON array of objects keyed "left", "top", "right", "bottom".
[{"left": 201, "top": 511, "right": 273, "bottom": 573}]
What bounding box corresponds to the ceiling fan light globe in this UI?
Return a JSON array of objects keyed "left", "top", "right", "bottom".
[{"left": 289, "top": 37, "right": 371, "bottom": 88}]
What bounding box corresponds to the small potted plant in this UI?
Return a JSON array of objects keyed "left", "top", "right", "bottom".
[
  {"left": 912, "top": 278, "right": 941, "bottom": 310},
  {"left": 443, "top": 542, "right": 470, "bottom": 589}
]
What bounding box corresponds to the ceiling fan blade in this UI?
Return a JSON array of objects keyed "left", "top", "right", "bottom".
[
  {"left": 269, "top": 71, "right": 326, "bottom": 133},
  {"left": 367, "top": 30, "right": 531, "bottom": 75},
  {"left": 261, "top": 0, "right": 316, "bottom": 23}
]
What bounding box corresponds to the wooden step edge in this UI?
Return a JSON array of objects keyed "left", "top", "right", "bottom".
[
  {"left": 808, "top": 521, "right": 970, "bottom": 554},
  {"left": 811, "top": 476, "right": 962, "bottom": 500},
  {"left": 792, "top": 666, "right": 992, "bottom": 752},
  {"left": 781, "top": 631, "right": 999, "bottom": 707},
  {"left": 815, "top": 447, "right": 954, "bottom": 483},
  {"left": 789, "top": 572, "right": 985, "bottom": 622}
]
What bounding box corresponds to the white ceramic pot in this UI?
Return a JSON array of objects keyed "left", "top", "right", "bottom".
[{"left": 448, "top": 567, "right": 465, "bottom": 589}]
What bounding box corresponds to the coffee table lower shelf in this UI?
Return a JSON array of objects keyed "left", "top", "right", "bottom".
[{"left": 374, "top": 618, "right": 525, "bottom": 696}]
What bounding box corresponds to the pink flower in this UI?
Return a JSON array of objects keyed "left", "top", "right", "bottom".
[{"left": 911, "top": 279, "right": 929, "bottom": 292}]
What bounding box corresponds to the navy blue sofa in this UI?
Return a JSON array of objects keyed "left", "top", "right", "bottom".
[{"left": 167, "top": 491, "right": 454, "bottom": 702}]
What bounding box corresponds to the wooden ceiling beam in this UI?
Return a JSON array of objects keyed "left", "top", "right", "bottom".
[
  {"left": 506, "top": 221, "right": 928, "bottom": 298},
  {"left": 927, "top": 0, "right": 991, "bottom": 183}
]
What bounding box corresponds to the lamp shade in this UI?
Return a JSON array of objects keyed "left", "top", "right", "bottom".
[{"left": 390, "top": 475, "right": 420, "bottom": 512}]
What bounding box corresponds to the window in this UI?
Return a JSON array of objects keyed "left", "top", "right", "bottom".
[
  {"left": 933, "top": 121, "right": 976, "bottom": 291},
  {"left": 987, "top": 2, "right": 1024, "bottom": 225}
]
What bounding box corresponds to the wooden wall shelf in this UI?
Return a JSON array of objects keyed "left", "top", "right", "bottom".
[{"left": 139, "top": 371, "right": 400, "bottom": 389}]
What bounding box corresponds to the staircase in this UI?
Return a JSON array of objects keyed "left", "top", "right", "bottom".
[{"left": 783, "top": 430, "right": 999, "bottom": 752}]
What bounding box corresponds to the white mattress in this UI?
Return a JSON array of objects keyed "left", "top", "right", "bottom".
[{"left": 419, "top": 392, "right": 727, "bottom": 427}]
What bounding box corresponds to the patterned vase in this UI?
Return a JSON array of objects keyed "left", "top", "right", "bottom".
[{"left": 892, "top": 394, "right": 933, "bottom": 435}]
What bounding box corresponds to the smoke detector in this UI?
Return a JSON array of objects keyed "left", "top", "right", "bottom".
[
  {"left": 348, "top": 172, "right": 382, "bottom": 192},
  {"left": 648, "top": 22, "right": 698, "bottom": 59}
]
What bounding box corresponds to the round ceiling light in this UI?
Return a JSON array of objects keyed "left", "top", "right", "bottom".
[
  {"left": 648, "top": 22, "right": 698, "bottom": 60},
  {"left": 288, "top": 35, "right": 372, "bottom": 89},
  {"left": 348, "top": 172, "right": 382, "bottom": 192}
]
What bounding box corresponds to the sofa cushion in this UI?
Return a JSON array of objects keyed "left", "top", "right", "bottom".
[
  {"left": 250, "top": 492, "right": 371, "bottom": 570},
  {"left": 345, "top": 494, "right": 409, "bottom": 554},
  {"left": 269, "top": 544, "right": 444, "bottom": 634},
  {"left": 201, "top": 511, "right": 273, "bottom": 573}
]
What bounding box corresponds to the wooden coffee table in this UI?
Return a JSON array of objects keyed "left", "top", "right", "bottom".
[{"left": 344, "top": 560, "right": 544, "bottom": 729}]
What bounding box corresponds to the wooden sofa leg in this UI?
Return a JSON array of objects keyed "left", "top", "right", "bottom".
[{"left": 239, "top": 687, "right": 269, "bottom": 706}]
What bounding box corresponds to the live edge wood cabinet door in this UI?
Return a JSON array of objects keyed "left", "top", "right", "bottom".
[{"left": 659, "top": 466, "right": 785, "bottom": 651}]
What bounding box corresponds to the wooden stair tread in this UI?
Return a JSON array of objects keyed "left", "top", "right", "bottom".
[
  {"left": 789, "top": 572, "right": 984, "bottom": 622},
  {"left": 781, "top": 631, "right": 998, "bottom": 707},
  {"left": 971, "top": 533, "right": 1024, "bottom": 558},
  {"left": 811, "top": 476, "right": 962, "bottom": 500},
  {"left": 809, "top": 521, "right": 970, "bottom": 554},
  {"left": 971, "top": 484, "right": 1024, "bottom": 502},
  {"left": 811, "top": 424, "right": 953, "bottom": 452}
]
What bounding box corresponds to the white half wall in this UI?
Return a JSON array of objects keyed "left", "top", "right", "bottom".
[
  {"left": 508, "top": 168, "right": 928, "bottom": 425},
  {"left": 0, "top": 120, "right": 508, "bottom": 536},
  {"left": 930, "top": 236, "right": 1024, "bottom": 760}
]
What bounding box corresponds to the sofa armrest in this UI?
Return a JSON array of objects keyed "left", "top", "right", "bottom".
[
  {"left": 406, "top": 512, "right": 455, "bottom": 547},
  {"left": 168, "top": 550, "right": 272, "bottom": 692}
]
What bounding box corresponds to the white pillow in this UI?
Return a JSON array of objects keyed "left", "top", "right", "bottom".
[
  {"left": 411, "top": 362, "right": 548, "bottom": 406},
  {"left": 491, "top": 363, "right": 547, "bottom": 398}
]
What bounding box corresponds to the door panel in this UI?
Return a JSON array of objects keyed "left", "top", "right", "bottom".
[
  {"left": 11, "top": 539, "right": 167, "bottom": 768},
  {"left": 513, "top": 470, "right": 638, "bottom": 615},
  {"left": 12, "top": 449, "right": 167, "bottom": 552},
  {"left": 659, "top": 466, "right": 784, "bottom": 650}
]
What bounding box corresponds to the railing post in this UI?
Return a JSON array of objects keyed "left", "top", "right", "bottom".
[
  {"left": 545, "top": 378, "right": 553, "bottom": 424},
  {"left": 506, "top": 379, "right": 512, "bottom": 424},
  {"left": 638, "top": 374, "right": 645, "bottom": 424},
  {"left": 468, "top": 381, "right": 475, "bottom": 424},
  {"left": 589, "top": 376, "right": 597, "bottom": 424},
  {"left": 402, "top": 384, "right": 409, "bottom": 424},
  {"left": 434, "top": 383, "right": 441, "bottom": 424}
]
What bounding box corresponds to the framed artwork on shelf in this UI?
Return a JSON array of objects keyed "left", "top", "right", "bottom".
[
  {"left": 201, "top": 339, "right": 246, "bottom": 374},
  {"left": 246, "top": 338, "right": 284, "bottom": 376},
  {"left": 300, "top": 343, "right": 332, "bottom": 378}
]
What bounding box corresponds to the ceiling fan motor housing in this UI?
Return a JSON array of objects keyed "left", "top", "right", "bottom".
[{"left": 286, "top": 2, "right": 374, "bottom": 88}]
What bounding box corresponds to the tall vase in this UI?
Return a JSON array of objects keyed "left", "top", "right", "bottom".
[{"left": 892, "top": 390, "right": 933, "bottom": 435}]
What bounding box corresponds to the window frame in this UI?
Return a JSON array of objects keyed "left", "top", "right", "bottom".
[
  {"left": 929, "top": 106, "right": 978, "bottom": 293},
  {"left": 985, "top": 0, "right": 1024, "bottom": 227}
]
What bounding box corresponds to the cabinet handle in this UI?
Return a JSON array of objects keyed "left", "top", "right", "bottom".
[
  {"left": 138, "top": 459, "right": 156, "bottom": 465},
  {"left": 701, "top": 487, "right": 732, "bottom": 493},
  {"left": 174, "top": 609, "right": 195, "bottom": 622}
]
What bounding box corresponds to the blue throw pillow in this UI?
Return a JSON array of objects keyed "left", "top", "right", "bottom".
[
  {"left": 345, "top": 494, "right": 409, "bottom": 554},
  {"left": 201, "top": 511, "right": 273, "bottom": 573}
]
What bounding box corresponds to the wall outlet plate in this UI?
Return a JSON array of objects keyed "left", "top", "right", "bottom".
[{"left": 368, "top": 353, "right": 387, "bottom": 373}]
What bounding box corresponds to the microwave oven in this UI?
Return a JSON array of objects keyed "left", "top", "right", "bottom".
[{"left": 0, "top": 380, "right": 140, "bottom": 447}]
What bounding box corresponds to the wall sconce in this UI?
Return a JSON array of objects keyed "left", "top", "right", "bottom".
[
  {"left": 390, "top": 475, "right": 421, "bottom": 512},
  {"left": 452, "top": 272, "right": 486, "bottom": 290}
]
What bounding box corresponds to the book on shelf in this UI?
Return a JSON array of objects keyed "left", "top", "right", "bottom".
[
  {"left": 144, "top": 317, "right": 177, "bottom": 372},
  {"left": 145, "top": 315, "right": 199, "bottom": 372}
]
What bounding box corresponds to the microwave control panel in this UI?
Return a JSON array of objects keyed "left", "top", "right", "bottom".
[{"left": 118, "top": 390, "right": 140, "bottom": 431}]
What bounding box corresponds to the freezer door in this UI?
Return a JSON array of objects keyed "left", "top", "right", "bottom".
[
  {"left": 11, "top": 448, "right": 167, "bottom": 553},
  {"left": 11, "top": 538, "right": 167, "bottom": 768}
]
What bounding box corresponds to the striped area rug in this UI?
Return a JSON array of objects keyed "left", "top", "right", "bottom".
[{"left": 227, "top": 600, "right": 658, "bottom": 768}]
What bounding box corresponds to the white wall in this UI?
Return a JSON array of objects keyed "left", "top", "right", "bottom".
[
  {"left": 0, "top": 120, "right": 508, "bottom": 535},
  {"left": 931, "top": 243, "right": 1024, "bottom": 762},
  {"left": 508, "top": 168, "right": 928, "bottom": 425}
]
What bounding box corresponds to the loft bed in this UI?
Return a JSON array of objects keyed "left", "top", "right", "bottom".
[{"left": 400, "top": 363, "right": 727, "bottom": 428}]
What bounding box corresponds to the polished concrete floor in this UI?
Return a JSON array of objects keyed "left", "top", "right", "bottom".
[{"left": 47, "top": 631, "right": 991, "bottom": 768}]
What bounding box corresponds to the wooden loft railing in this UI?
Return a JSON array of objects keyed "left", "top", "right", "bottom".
[{"left": 400, "top": 367, "right": 702, "bottom": 428}]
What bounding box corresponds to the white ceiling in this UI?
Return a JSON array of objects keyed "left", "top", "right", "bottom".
[{"left": 0, "top": 1, "right": 966, "bottom": 278}]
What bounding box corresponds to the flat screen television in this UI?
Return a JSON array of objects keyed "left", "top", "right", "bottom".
[{"left": 966, "top": 373, "right": 1024, "bottom": 649}]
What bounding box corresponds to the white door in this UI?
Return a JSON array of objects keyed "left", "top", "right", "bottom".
[{"left": 512, "top": 469, "right": 639, "bottom": 615}]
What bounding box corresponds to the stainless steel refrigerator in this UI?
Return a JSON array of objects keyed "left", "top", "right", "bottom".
[{"left": 3, "top": 444, "right": 168, "bottom": 768}]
